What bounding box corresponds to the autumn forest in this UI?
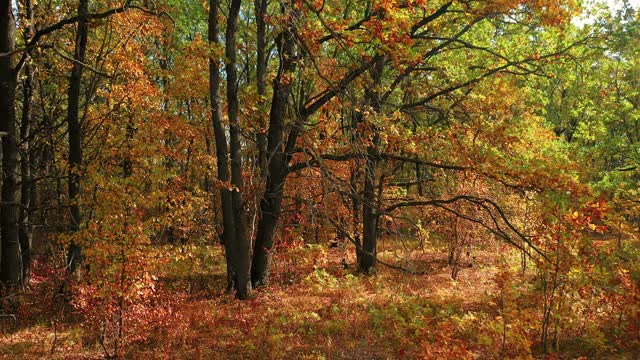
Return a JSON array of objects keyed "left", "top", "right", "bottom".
[{"left": 0, "top": 0, "right": 639, "bottom": 358}]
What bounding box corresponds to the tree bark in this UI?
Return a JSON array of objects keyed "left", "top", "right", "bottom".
[
  {"left": 251, "top": 4, "right": 298, "bottom": 287},
  {"left": 360, "top": 135, "right": 379, "bottom": 273},
  {"left": 224, "top": 0, "right": 252, "bottom": 299},
  {"left": 255, "top": 0, "right": 268, "bottom": 174},
  {"left": 66, "top": 0, "right": 89, "bottom": 276},
  {"left": 210, "top": 0, "right": 237, "bottom": 295},
  {"left": 358, "top": 56, "right": 385, "bottom": 274},
  {"left": 18, "top": 70, "right": 32, "bottom": 284},
  {"left": 350, "top": 160, "right": 362, "bottom": 263},
  {"left": 0, "top": 0, "right": 21, "bottom": 287},
  {"left": 19, "top": 0, "right": 35, "bottom": 286},
  {"left": 250, "top": 5, "right": 377, "bottom": 286}
]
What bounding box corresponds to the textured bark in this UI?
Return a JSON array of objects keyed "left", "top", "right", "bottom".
[
  {"left": 350, "top": 130, "right": 362, "bottom": 264},
  {"left": 255, "top": 0, "right": 268, "bottom": 174},
  {"left": 224, "top": 0, "right": 252, "bottom": 299},
  {"left": 66, "top": 0, "right": 89, "bottom": 276},
  {"left": 19, "top": 0, "right": 35, "bottom": 285},
  {"left": 18, "top": 68, "right": 32, "bottom": 284},
  {"left": 251, "top": 6, "right": 298, "bottom": 287},
  {"left": 209, "top": 0, "right": 236, "bottom": 294},
  {"left": 358, "top": 57, "right": 385, "bottom": 274},
  {"left": 360, "top": 136, "right": 379, "bottom": 273},
  {"left": 250, "top": 7, "right": 377, "bottom": 286},
  {"left": 0, "top": 0, "right": 21, "bottom": 287}
]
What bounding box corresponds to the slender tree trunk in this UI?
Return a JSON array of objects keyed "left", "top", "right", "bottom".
[
  {"left": 19, "top": 67, "right": 33, "bottom": 285},
  {"left": 350, "top": 160, "right": 361, "bottom": 263},
  {"left": 251, "top": 4, "right": 298, "bottom": 287},
  {"left": 0, "top": 0, "right": 21, "bottom": 287},
  {"left": 250, "top": 3, "right": 375, "bottom": 286},
  {"left": 225, "top": 0, "right": 252, "bottom": 299},
  {"left": 19, "top": 0, "right": 35, "bottom": 286},
  {"left": 66, "top": 0, "right": 89, "bottom": 276},
  {"left": 413, "top": 123, "right": 424, "bottom": 197},
  {"left": 358, "top": 57, "right": 385, "bottom": 274},
  {"left": 123, "top": 120, "right": 134, "bottom": 178},
  {"left": 255, "top": 0, "right": 268, "bottom": 174},
  {"left": 360, "top": 138, "right": 379, "bottom": 273},
  {"left": 209, "top": 0, "right": 237, "bottom": 294}
]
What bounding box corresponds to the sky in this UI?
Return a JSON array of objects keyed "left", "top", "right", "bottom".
[
  {"left": 573, "top": 0, "right": 639, "bottom": 26},
  {"left": 605, "top": 0, "right": 640, "bottom": 9}
]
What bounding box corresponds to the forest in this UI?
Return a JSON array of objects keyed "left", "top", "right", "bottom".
[{"left": 0, "top": 0, "right": 639, "bottom": 358}]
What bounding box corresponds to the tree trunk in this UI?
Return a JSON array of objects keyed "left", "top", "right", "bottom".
[
  {"left": 210, "top": 0, "right": 237, "bottom": 295},
  {"left": 19, "top": 0, "right": 35, "bottom": 286},
  {"left": 249, "top": 3, "right": 375, "bottom": 286},
  {"left": 350, "top": 160, "right": 361, "bottom": 263},
  {"left": 251, "top": 5, "right": 298, "bottom": 287},
  {"left": 255, "top": 0, "right": 268, "bottom": 174},
  {"left": 360, "top": 140, "right": 379, "bottom": 273},
  {"left": 357, "top": 57, "right": 385, "bottom": 274},
  {"left": 224, "top": 0, "right": 251, "bottom": 299},
  {"left": 0, "top": 0, "right": 21, "bottom": 287},
  {"left": 19, "top": 66, "right": 33, "bottom": 285},
  {"left": 66, "top": 0, "right": 89, "bottom": 276}
]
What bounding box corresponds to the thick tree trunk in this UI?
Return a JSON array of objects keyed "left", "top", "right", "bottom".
[
  {"left": 251, "top": 165, "right": 287, "bottom": 287},
  {"left": 225, "top": 0, "right": 252, "bottom": 299},
  {"left": 66, "top": 0, "right": 89, "bottom": 276},
  {"left": 0, "top": 0, "right": 21, "bottom": 287},
  {"left": 251, "top": 7, "right": 298, "bottom": 287}
]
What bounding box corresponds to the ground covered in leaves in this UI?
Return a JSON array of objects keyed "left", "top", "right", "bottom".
[{"left": 1, "top": 238, "right": 638, "bottom": 359}]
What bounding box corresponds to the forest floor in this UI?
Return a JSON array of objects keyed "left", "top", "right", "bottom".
[{"left": 0, "top": 237, "right": 635, "bottom": 359}]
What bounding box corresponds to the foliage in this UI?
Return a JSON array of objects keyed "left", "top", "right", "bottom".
[{"left": 0, "top": 0, "right": 638, "bottom": 358}]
